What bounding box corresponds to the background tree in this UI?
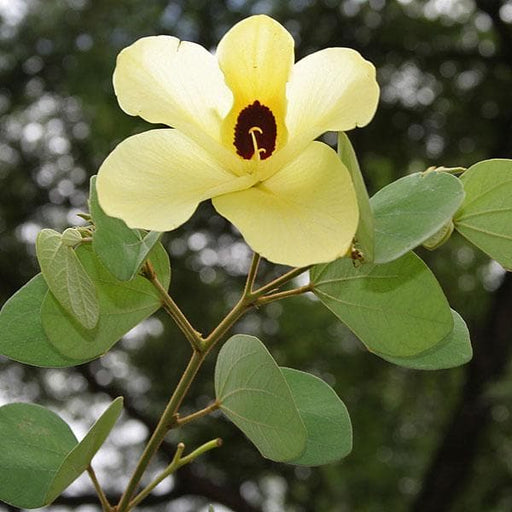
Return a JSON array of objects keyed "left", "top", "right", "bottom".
[{"left": 1, "top": 0, "right": 511, "bottom": 510}]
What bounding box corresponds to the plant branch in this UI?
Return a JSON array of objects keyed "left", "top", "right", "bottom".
[
  {"left": 252, "top": 265, "right": 311, "bottom": 297},
  {"left": 243, "top": 252, "right": 261, "bottom": 295},
  {"left": 122, "top": 259, "right": 311, "bottom": 510},
  {"left": 116, "top": 350, "right": 205, "bottom": 512},
  {"left": 176, "top": 400, "right": 221, "bottom": 428},
  {"left": 87, "top": 465, "right": 112, "bottom": 512},
  {"left": 142, "top": 261, "right": 204, "bottom": 352},
  {"left": 76, "top": 365, "right": 262, "bottom": 512},
  {"left": 255, "top": 283, "right": 313, "bottom": 306},
  {"left": 129, "top": 439, "right": 222, "bottom": 510}
]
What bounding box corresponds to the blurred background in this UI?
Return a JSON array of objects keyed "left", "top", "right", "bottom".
[{"left": 1, "top": 0, "right": 512, "bottom": 511}]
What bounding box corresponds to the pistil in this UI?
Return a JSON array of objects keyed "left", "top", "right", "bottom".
[
  {"left": 233, "top": 100, "right": 277, "bottom": 160},
  {"left": 248, "top": 127, "right": 266, "bottom": 160}
]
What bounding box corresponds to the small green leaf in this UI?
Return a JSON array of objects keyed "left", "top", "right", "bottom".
[
  {"left": 0, "top": 275, "right": 84, "bottom": 367},
  {"left": 371, "top": 171, "right": 465, "bottom": 263},
  {"left": 376, "top": 310, "right": 472, "bottom": 370},
  {"left": 45, "top": 398, "right": 123, "bottom": 504},
  {"left": 338, "top": 132, "right": 374, "bottom": 262},
  {"left": 0, "top": 403, "right": 78, "bottom": 508},
  {"left": 311, "top": 252, "right": 453, "bottom": 357},
  {"left": 454, "top": 159, "right": 512, "bottom": 270},
  {"left": 41, "top": 242, "right": 170, "bottom": 362},
  {"left": 36, "top": 229, "right": 99, "bottom": 329},
  {"left": 215, "top": 334, "right": 306, "bottom": 462},
  {"left": 422, "top": 220, "right": 455, "bottom": 251},
  {"left": 89, "top": 176, "right": 161, "bottom": 281},
  {"left": 281, "top": 368, "right": 352, "bottom": 466},
  {"left": 61, "top": 228, "right": 83, "bottom": 247}
]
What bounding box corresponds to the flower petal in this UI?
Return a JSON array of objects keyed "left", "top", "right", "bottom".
[
  {"left": 113, "top": 36, "right": 232, "bottom": 147},
  {"left": 217, "top": 15, "right": 294, "bottom": 154},
  {"left": 286, "top": 48, "right": 379, "bottom": 148},
  {"left": 96, "top": 129, "right": 256, "bottom": 232},
  {"left": 212, "top": 141, "right": 359, "bottom": 267}
]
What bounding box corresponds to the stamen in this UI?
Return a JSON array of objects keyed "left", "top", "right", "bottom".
[{"left": 248, "top": 126, "right": 266, "bottom": 160}]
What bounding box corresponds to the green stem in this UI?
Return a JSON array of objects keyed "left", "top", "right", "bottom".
[
  {"left": 128, "top": 443, "right": 184, "bottom": 511},
  {"left": 128, "top": 439, "right": 221, "bottom": 510},
  {"left": 203, "top": 302, "right": 245, "bottom": 349},
  {"left": 243, "top": 253, "right": 261, "bottom": 296},
  {"left": 252, "top": 265, "right": 311, "bottom": 297},
  {"left": 124, "top": 258, "right": 310, "bottom": 511},
  {"left": 178, "top": 438, "right": 222, "bottom": 466},
  {"left": 116, "top": 350, "right": 205, "bottom": 512},
  {"left": 143, "top": 261, "right": 204, "bottom": 352},
  {"left": 255, "top": 284, "right": 313, "bottom": 306},
  {"left": 87, "top": 465, "right": 112, "bottom": 512},
  {"left": 176, "top": 400, "right": 220, "bottom": 427}
]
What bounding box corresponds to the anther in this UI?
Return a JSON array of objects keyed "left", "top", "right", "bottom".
[{"left": 248, "top": 126, "right": 266, "bottom": 160}]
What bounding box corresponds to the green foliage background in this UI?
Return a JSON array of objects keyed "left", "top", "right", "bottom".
[{"left": 1, "top": 0, "right": 512, "bottom": 511}]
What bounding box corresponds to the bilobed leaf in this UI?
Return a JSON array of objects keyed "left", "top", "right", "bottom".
[
  {"left": 41, "top": 242, "right": 170, "bottom": 362},
  {"left": 371, "top": 171, "right": 465, "bottom": 263},
  {"left": 0, "top": 275, "right": 84, "bottom": 367},
  {"left": 281, "top": 368, "right": 352, "bottom": 466},
  {"left": 45, "top": 398, "right": 123, "bottom": 504},
  {"left": 0, "top": 399, "right": 123, "bottom": 509},
  {"left": 311, "top": 252, "right": 453, "bottom": 357},
  {"left": 61, "top": 228, "right": 83, "bottom": 247},
  {"left": 338, "top": 132, "right": 374, "bottom": 262},
  {"left": 215, "top": 335, "right": 307, "bottom": 462},
  {"left": 89, "top": 175, "right": 161, "bottom": 281},
  {"left": 454, "top": 159, "right": 512, "bottom": 270},
  {"left": 376, "top": 310, "right": 472, "bottom": 370},
  {"left": 36, "top": 229, "right": 99, "bottom": 330},
  {"left": 0, "top": 403, "right": 78, "bottom": 508},
  {"left": 422, "top": 220, "right": 455, "bottom": 251}
]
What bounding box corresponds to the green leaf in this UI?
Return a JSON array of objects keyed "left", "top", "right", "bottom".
[
  {"left": 41, "top": 242, "right": 170, "bottom": 362},
  {"left": 311, "top": 252, "right": 453, "bottom": 357},
  {"left": 454, "top": 159, "right": 512, "bottom": 270},
  {"left": 45, "top": 397, "right": 123, "bottom": 504},
  {"left": 281, "top": 368, "right": 352, "bottom": 466},
  {"left": 338, "top": 132, "right": 374, "bottom": 262},
  {"left": 0, "top": 403, "right": 78, "bottom": 508},
  {"left": 61, "top": 228, "right": 83, "bottom": 247},
  {"left": 422, "top": 220, "right": 455, "bottom": 251},
  {"left": 371, "top": 171, "right": 465, "bottom": 263},
  {"left": 376, "top": 310, "right": 472, "bottom": 370},
  {"left": 89, "top": 175, "right": 161, "bottom": 281},
  {"left": 36, "top": 229, "right": 99, "bottom": 330},
  {"left": 215, "top": 334, "right": 307, "bottom": 462},
  {"left": 0, "top": 275, "right": 84, "bottom": 367}
]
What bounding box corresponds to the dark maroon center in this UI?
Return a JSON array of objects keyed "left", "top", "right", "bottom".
[{"left": 233, "top": 100, "right": 277, "bottom": 160}]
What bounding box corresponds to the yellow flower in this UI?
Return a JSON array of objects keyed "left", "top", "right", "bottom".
[{"left": 96, "top": 15, "right": 379, "bottom": 267}]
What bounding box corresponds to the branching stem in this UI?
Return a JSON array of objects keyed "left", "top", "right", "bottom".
[
  {"left": 243, "top": 252, "right": 261, "bottom": 295},
  {"left": 116, "top": 350, "right": 205, "bottom": 512},
  {"left": 128, "top": 439, "right": 222, "bottom": 510},
  {"left": 120, "top": 253, "right": 312, "bottom": 510},
  {"left": 143, "top": 261, "right": 204, "bottom": 352},
  {"left": 252, "top": 265, "right": 311, "bottom": 296}
]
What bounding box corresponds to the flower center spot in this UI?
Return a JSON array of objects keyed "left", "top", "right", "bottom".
[{"left": 233, "top": 101, "right": 277, "bottom": 160}]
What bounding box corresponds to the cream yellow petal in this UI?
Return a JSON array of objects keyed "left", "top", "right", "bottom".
[
  {"left": 113, "top": 36, "right": 232, "bottom": 146},
  {"left": 96, "top": 129, "right": 256, "bottom": 232},
  {"left": 218, "top": 15, "right": 294, "bottom": 156},
  {"left": 212, "top": 141, "right": 359, "bottom": 267},
  {"left": 286, "top": 48, "right": 379, "bottom": 148}
]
